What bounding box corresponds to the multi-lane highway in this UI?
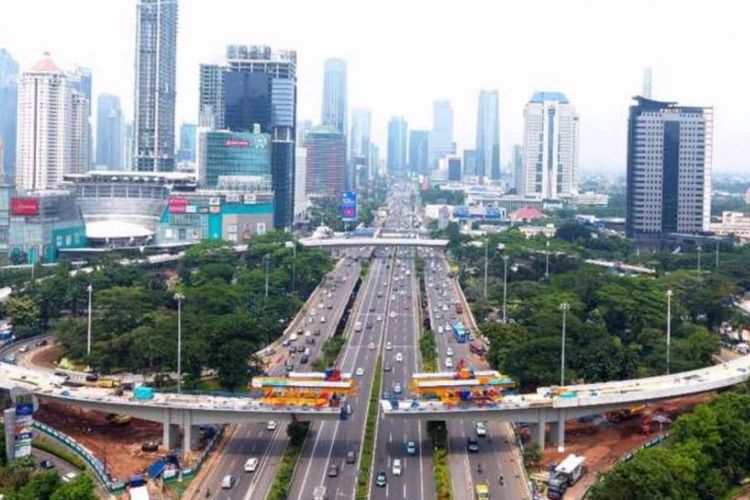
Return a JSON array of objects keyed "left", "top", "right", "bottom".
[
  {"left": 422, "top": 249, "right": 528, "bottom": 500},
  {"left": 195, "top": 255, "right": 363, "bottom": 498}
]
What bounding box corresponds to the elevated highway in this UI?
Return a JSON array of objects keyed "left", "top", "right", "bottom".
[
  {"left": 299, "top": 236, "right": 448, "bottom": 248},
  {"left": 382, "top": 354, "right": 750, "bottom": 450}
]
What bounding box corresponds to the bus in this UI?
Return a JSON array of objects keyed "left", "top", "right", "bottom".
[{"left": 452, "top": 322, "right": 467, "bottom": 343}]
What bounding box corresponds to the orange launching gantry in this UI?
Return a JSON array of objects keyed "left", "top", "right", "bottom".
[
  {"left": 251, "top": 368, "right": 356, "bottom": 407},
  {"left": 409, "top": 359, "right": 515, "bottom": 406}
]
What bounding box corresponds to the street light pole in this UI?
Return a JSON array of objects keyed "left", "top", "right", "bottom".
[
  {"left": 502, "top": 255, "right": 509, "bottom": 324},
  {"left": 560, "top": 302, "right": 570, "bottom": 386},
  {"left": 545, "top": 240, "right": 550, "bottom": 280},
  {"left": 174, "top": 293, "right": 184, "bottom": 395},
  {"left": 292, "top": 243, "right": 297, "bottom": 293},
  {"left": 666, "top": 289, "right": 673, "bottom": 375},
  {"left": 715, "top": 240, "right": 720, "bottom": 273},
  {"left": 696, "top": 246, "right": 702, "bottom": 273},
  {"left": 483, "top": 241, "right": 489, "bottom": 301},
  {"left": 86, "top": 284, "right": 93, "bottom": 362},
  {"left": 264, "top": 254, "right": 271, "bottom": 299}
]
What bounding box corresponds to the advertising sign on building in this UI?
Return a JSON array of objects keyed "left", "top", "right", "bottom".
[
  {"left": 168, "top": 197, "right": 188, "bottom": 214},
  {"left": 209, "top": 197, "right": 221, "bottom": 206},
  {"left": 341, "top": 191, "right": 358, "bottom": 222},
  {"left": 13, "top": 403, "right": 33, "bottom": 458},
  {"left": 10, "top": 197, "right": 40, "bottom": 216}
]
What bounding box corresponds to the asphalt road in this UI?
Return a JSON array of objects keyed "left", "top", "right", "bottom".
[
  {"left": 422, "top": 249, "right": 529, "bottom": 500},
  {"left": 288, "top": 251, "right": 391, "bottom": 499},
  {"left": 369, "top": 247, "right": 434, "bottom": 500},
  {"left": 196, "top": 254, "right": 363, "bottom": 500}
]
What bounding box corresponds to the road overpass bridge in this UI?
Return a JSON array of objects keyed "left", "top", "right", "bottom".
[
  {"left": 299, "top": 236, "right": 448, "bottom": 248},
  {"left": 381, "top": 355, "right": 750, "bottom": 451},
  {"left": 0, "top": 363, "right": 342, "bottom": 460}
]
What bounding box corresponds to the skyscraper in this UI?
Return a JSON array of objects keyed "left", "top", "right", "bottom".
[
  {"left": 626, "top": 96, "right": 712, "bottom": 239},
  {"left": 0, "top": 49, "right": 19, "bottom": 178},
  {"left": 122, "top": 121, "right": 134, "bottom": 171},
  {"left": 429, "top": 100, "right": 454, "bottom": 169},
  {"left": 69, "top": 89, "right": 90, "bottom": 173},
  {"left": 304, "top": 126, "right": 346, "bottom": 197},
  {"left": 294, "top": 146, "right": 308, "bottom": 222},
  {"left": 512, "top": 144, "right": 524, "bottom": 193},
  {"left": 178, "top": 123, "right": 197, "bottom": 162},
  {"left": 199, "top": 45, "right": 298, "bottom": 228},
  {"left": 69, "top": 67, "right": 92, "bottom": 171},
  {"left": 16, "top": 53, "right": 80, "bottom": 191},
  {"left": 96, "top": 94, "right": 123, "bottom": 170},
  {"left": 521, "top": 92, "right": 579, "bottom": 199},
  {"left": 475, "top": 89, "right": 500, "bottom": 180},
  {"left": 642, "top": 67, "right": 653, "bottom": 99},
  {"left": 408, "top": 130, "right": 429, "bottom": 174},
  {"left": 463, "top": 149, "right": 476, "bottom": 177},
  {"left": 197, "top": 126, "right": 271, "bottom": 187},
  {"left": 350, "top": 109, "right": 371, "bottom": 165},
  {"left": 321, "top": 58, "right": 347, "bottom": 135},
  {"left": 133, "top": 0, "right": 178, "bottom": 172},
  {"left": 387, "top": 117, "right": 408, "bottom": 173}
]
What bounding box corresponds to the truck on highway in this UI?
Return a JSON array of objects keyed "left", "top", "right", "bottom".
[
  {"left": 475, "top": 481, "right": 490, "bottom": 499},
  {"left": 313, "top": 485, "right": 327, "bottom": 500},
  {"left": 547, "top": 454, "right": 586, "bottom": 499},
  {"left": 134, "top": 386, "right": 154, "bottom": 400},
  {"left": 452, "top": 322, "right": 467, "bottom": 343}
]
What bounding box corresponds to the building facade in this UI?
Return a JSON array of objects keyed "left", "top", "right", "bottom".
[
  {"left": 521, "top": 91, "right": 579, "bottom": 199},
  {"left": 408, "top": 130, "right": 429, "bottom": 174},
  {"left": 294, "top": 146, "right": 308, "bottom": 222},
  {"left": 133, "top": 0, "right": 178, "bottom": 172},
  {"left": 446, "top": 156, "right": 462, "bottom": 181},
  {"left": 178, "top": 123, "right": 197, "bottom": 163},
  {"left": 304, "top": 126, "right": 346, "bottom": 196},
  {"left": 387, "top": 116, "right": 407, "bottom": 173},
  {"left": 199, "top": 45, "right": 297, "bottom": 229},
  {"left": 475, "top": 89, "right": 500, "bottom": 180},
  {"left": 429, "top": 100, "right": 454, "bottom": 169},
  {"left": 512, "top": 144, "right": 524, "bottom": 193},
  {"left": 0, "top": 49, "right": 18, "bottom": 179},
  {"left": 96, "top": 94, "right": 123, "bottom": 169},
  {"left": 625, "top": 96, "right": 712, "bottom": 239},
  {"left": 321, "top": 58, "right": 347, "bottom": 135},
  {"left": 350, "top": 108, "right": 371, "bottom": 174},
  {"left": 463, "top": 149, "right": 476, "bottom": 177},
  {"left": 69, "top": 67, "right": 92, "bottom": 172},
  {"left": 197, "top": 127, "right": 271, "bottom": 188}
]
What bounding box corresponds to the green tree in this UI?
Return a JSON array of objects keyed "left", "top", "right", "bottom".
[
  {"left": 16, "top": 471, "right": 61, "bottom": 500},
  {"left": 49, "top": 474, "right": 97, "bottom": 500},
  {"left": 5, "top": 296, "right": 40, "bottom": 336}
]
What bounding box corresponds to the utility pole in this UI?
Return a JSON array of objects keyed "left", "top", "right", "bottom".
[
  {"left": 666, "top": 289, "right": 673, "bottom": 375},
  {"left": 483, "top": 241, "right": 489, "bottom": 301},
  {"left": 86, "top": 284, "right": 93, "bottom": 368},
  {"left": 174, "top": 293, "right": 184, "bottom": 395},
  {"left": 502, "top": 255, "right": 509, "bottom": 324},
  {"left": 560, "top": 302, "right": 570, "bottom": 386}
]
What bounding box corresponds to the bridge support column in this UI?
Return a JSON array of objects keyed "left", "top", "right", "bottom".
[
  {"left": 181, "top": 410, "right": 196, "bottom": 461},
  {"left": 529, "top": 411, "right": 547, "bottom": 450},
  {"left": 163, "top": 423, "right": 179, "bottom": 450},
  {"left": 551, "top": 410, "right": 567, "bottom": 453}
]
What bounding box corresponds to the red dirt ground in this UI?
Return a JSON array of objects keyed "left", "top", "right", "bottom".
[
  {"left": 530, "top": 394, "right": 711, "bottom": 499},
  {"left": 35, "top": 401, "right": 164, "bottom": 479}
]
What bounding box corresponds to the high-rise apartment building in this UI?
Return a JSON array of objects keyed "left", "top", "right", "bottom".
[
  {"left": 463, "top": 149, "right": 476, "bottom": 177},
  {"left": 199, "top": 45, "right": 297, "bottom": 228},
  {"left": 304, "top": 126, "right": 346, "bottom": 197},
  {"left": 429, "top": 100, "right": 454, "bottom": 169},
  {"left": 16, "top": 54, "right": 84, "bottom": 191},
  {"left": 122, "top": 121, "right": 134, "bottom": 171},
  {"left": 134, "top": 0, "right": 178, "bottom": 172},
  {"left": 178, "top": 123, "right": 197, "bottom": 162},
  {"left": 294, "top": 146, "right": 308, "bottom": 222},
  {"left": 69, "top": 67, "right": 92, "bottom": 171},
  {"left": 512, "top": 144, "right": 524, "bottom": 193},
  {"left": 625, "top": 96, "right": 712, "bottom": 239},
  {"left": 321, "top": 58, "right": 347, "bottom": 136},
  {"left": 387, "top": 117, "right": 408, "bottom": 173},
  {"left": 96, "top": 94, "right": 123, "bottom": 169},
  {"left": 642, "top": 67, "right": 653, "bottom": 99},
  {"left": 350, "top": 109, "right": 371, "bottom": 166},
  {"left": 475, "top": 89, "right": 500, "bottom": 180},
  {"left": 0, "top": 49, "right": 19, "bottom": 179},
  {"left": 521, "top": 92, "right": 579, "bottom": 199},
  {"left": 408, "top": 130, "right": 429, "bottom": 174},
  {"left": 70, "top": 89, "right": 90, "bottom": 173}
]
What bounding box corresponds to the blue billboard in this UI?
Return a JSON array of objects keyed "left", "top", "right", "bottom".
[{"left": 341, "top": 191, "right": 358, "bottom": 222}]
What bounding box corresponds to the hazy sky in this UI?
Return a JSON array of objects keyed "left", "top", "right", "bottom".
[{"left": 1, "top": 0, "right": 748, "bottom": 173}]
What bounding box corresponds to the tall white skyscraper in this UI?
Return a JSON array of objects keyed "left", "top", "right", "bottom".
[
  {"left": 350, "top": 109, "right": 371, "bottom": 160},
  {"left": 642, "top": 67, "right": 653, "bottom": 99},
  {"left": 321, "top": 58, "right": 347, "bottom": 135},
  {"left": 626, "top": 97, "right": 713, "bottom": 239},
  {"left": 521, "top": 92, "right": 579, "bottom": 199},
  {"left": 429, "top": 100, "right": 454, "bottom": 169},
  {"left": 16, "top": 53, "right": 87, "bottom": 191},
  {"left": 475, "top": 90, "right": 500, "bottom": 181}
]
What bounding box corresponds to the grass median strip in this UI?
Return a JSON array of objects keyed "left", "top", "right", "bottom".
[
  {"left": 428, "top": 421, "right": 452, "bottom": 500},
  {"left": 420, "top": 328, "right": 438, "bottom": 372},
  {"left": 267, "top": 421, "right": 310, "bottom": 500},
  {"left": 355, "top": 354, "right": 382, "bottom": 500},
  {"left": 33, "top": 437, "right": 86, "bottom": 470}
]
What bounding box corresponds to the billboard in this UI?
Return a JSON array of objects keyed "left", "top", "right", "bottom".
[
  {"left": 341, "top": 191, "right": 358, "bottom": 222},
  {"left": 14, "top": 403, "right": 33, "bottom": 458},
  {"left": 10, "top": 197, "right": 40, "bottom": 216},
  {"left": 168, "top": 197, "right": 188, "bottom": 214}
]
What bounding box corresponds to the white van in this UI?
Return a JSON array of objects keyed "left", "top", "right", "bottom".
[{"left": 355, "top": 321, "right": 363, "bottom": 332}]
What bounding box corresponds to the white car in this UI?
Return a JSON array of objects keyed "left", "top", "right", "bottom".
[
  {"left": 62, "top": 472, "right": 78, "bottom": 483},
  {"left": 438, "top": 326, "right": 444, "bottom": 334},
  {"left": 392, "top": 458, "right": 402, "bottom": 476},
  {"left": 267, "top": 420, "right": 278, "bottom": 431},
  {"left": 445, "top": 358, "right": 453, "bottom": 368},
  {"left": 389, "top": 311, "right": 396, "bottom": 319},
  {"left": 356, "top": 367, "right": 364, "bottom": 376},
  {"left": 377, "top": 315, "right": 383, "bottom": 321},
  {"left": 475, "top": 422, "right": 487, "bottom": 437},
  {"left": 385, "top": 342, "right": 393, "bottom": 351},
  {"left": 395, "top": 352, "right": 403, "bottom": 363},
  {"left": 368, "top": 342, "right": 376, "bottom": 350},
  {"left": 244, "top": 457, "right": 259, "bottom": 472},
  {"left": 221, "top": 475, "right": 236, "bottom": 489},
  {"left": 446, "top": 348, "right": 453, "bottom": 357},
  {"left": 393, "top": 383, "right": 402, "bottom": 394}
]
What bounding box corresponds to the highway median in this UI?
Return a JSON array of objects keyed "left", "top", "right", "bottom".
[{"left": 355, "top": 354, "right": 382, "bottom": 500}]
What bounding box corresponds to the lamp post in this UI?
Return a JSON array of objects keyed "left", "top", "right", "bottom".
[
  {"left": 86, "top": 284, "right": 93, "bottom": 365},
  {"left": 502, "top": 255, "right": 509, "bottom": 324},
  {"left": 174, "top": 293, "right": 184, "bottom": 395},
  {"left": 545, "top": 240, "right": 550, "bottom": 280},
  {"left": 696, "top": 246, "right": 702, "bottom": 273},
  {"left": 715, "top": 240, "right": 720, "bottom": 273},
  {"left": 560, "top": 302, "right": 570, "bottom": 386},
  {"left": 483, "top": 241, "right": 489, "bottom": 301},
  {"left": 666, "top": 289, "right": 673, "bottom": 375},
  {"left": 263, "top": 254, "right": 271, "bottom": 299},
  {"left": 285, "top": 241, "right": 297, "bottom": 293}
]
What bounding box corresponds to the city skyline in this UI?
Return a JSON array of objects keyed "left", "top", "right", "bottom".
[{"left": 1, "top": 1, "right": 749, "bottom": 173}]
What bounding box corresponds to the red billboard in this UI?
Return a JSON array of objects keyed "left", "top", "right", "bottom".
[
  {"left": 168, "top": 197, "right": 188, "bottom": 214},
  {"left": 10, "top": 197, "right": 39, "bottom": 216},
  {"left": 224, "top": 139, "right": 250, "bottom": 147}
]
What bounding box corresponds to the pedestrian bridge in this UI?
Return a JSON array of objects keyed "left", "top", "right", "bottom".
[
  {"left": 298, "top": 236, "right": 448, "bottom": 248},
  {"left": 381, "top": 355, "right": 750, "bottom": 450}
]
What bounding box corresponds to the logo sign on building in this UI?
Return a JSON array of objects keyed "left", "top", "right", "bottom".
[
  {"left": 244, "top": 194, "right": 257, "bottom": 204},
  {"left": 209, "top": 197, "right": 221, "bottom": 206},
  {"left": 341, "top": 191, "right": 358, "bottom": 222},
  {"left": 168, "top": 197, "right": 188, "bottom": 214},
  {"left": 224, "top": 139, "right": 250, "bottom": 147},
  {"left": 10, "top": 197, "right": 40, "bottom": 216},
  {"left": 13, "top": 402, "right": 33, "bottom": 458}
]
